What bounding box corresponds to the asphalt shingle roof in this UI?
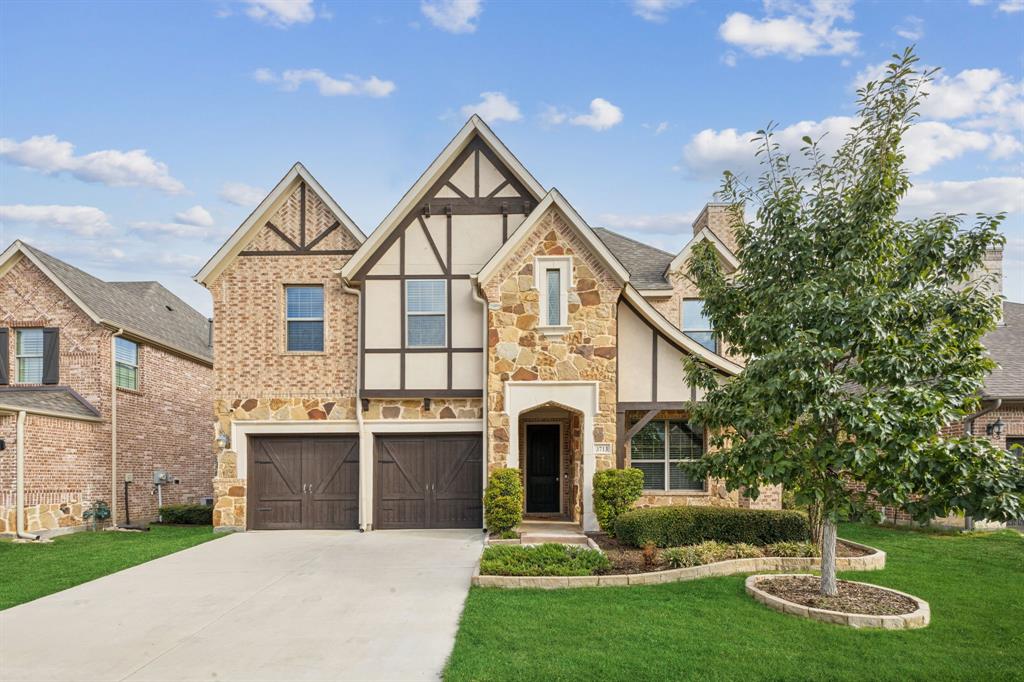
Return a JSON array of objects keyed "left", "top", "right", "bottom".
[
  {"left": 0, "top": 387, "right": 101, "bottom": 420},
  {"left": 21, "top": 244, "right": 212, "bottom": 363},
  {"left": 983, "top": 301, "right": 1024, "bottom": 400},
  {"left": 592, "top": 228, "right": 673, "bottom": 290}
]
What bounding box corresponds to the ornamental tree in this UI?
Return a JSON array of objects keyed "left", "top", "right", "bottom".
[{"left": 682, "top": 48, "right": 1024, "bottom": 596}]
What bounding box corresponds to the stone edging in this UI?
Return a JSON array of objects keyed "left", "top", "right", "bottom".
[
  {"left": 471, "top": 537, "right": 885, "bottom": 589},
  {"left": 745, "top": 574, "right": 930, "bottom": 629}
]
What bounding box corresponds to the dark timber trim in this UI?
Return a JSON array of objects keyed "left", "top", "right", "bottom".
[
  {"left": 266, "top": 221, "right": 300, "bottom": 251},
  {"left": 305, "top": 220, "right": 341, "bottom": 251},
  {"left": 418, "top": 216, "right": 447, "bottom": 274},
  {"left": 241, "top": 183, "right": 354, "bottom": 257}
]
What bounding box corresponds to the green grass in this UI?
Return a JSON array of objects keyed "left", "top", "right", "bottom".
[
  {"left": 0, "top": 525, "right": 221, "bottom": 610},
  {"left": 446, "top": 524, "right": 1024, "bottom": 681}
]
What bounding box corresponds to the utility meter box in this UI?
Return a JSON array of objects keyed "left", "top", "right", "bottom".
[
  {"left": 123, "top": 472, "right": 133, "bottom": 483},
  {"left": 153, "top": 469, "right": 172, "bottom": 485}
]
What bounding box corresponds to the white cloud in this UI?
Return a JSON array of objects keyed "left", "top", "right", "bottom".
[
  {"left": 721, "top": 51, "right": 738, "bottom": 67},
  {"left": 219, "top": 182, "right": 266, "bottom": 207},
  {"left": 719, "top": 0, "right": 859, "bottom": 59},
  {"left": 570, "top": 98, "right": 624, "bottom": 131},
  {"left": 129, "top": 221, "right": 213, "bottom": 239},
  {"left": 0, "top": 135, "right": 185, "bottom": 194},
  {"left": 174, "top": 205, "right": 214, "bottom": 228},
  {"left": 595, "top": 211, "right": 698, "bottom": 235},
  {"left": 254, "top": 69, "right": 396, "bottom": 97},
  {"left": 900, "top": 177, "right": 1024, "bottom": 217},
  {"left": 894, "top": 15, "right": 924, "bottom": 41},
  {"left": 0, "top": 204, "right": 113, "bottom": 236},
  {"left": 460, "top": 92, "right": 522, "bottom": 122},
  {"left": 539, "top": 105, "right": 568, "bottom": 127},
  {"left": 632, "top": 0, "right": 689, "bottom": 23},
  {"left": 243, "top": 0, "right": 316, "bottom": 27},
  {"left": 643, "top": 121, "right": 670, "bottom": 135},
  {"left": 421, "top": 0, "right": 481, "bottom": 33},
  {"left": 973, "top": 0, "right": 1024, "bottom": 11},
  {"left": 682, "top": 116, "right": 1004, "bottom": 178}
]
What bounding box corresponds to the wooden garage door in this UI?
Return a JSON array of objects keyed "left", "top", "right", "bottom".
[
  {"left": 249, "top": 436, "right": 359, "bottom": 530},
  {"left": 374, "top": 434, "right": 482, "bottom": 529}
]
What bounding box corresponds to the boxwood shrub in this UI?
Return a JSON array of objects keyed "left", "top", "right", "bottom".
[
  {"left": 613, "top": 505, "right": 809, "bottom": 548},
  {"left": 159, "top": 504, "right": 213, "bottom": 525},
  {"left": 592, "top": 468, "right": 644, "bottom": 535},
  {"left": 479, "top": 543, "right": 611, "bottom": 576},
  {"left": 484, "top": 468, "right": 523, "bottom": 535}
]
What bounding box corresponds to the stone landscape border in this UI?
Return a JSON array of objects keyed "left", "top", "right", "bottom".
[
  {"left": 745, "top": 574, "right": 930, "bottom": 629},
  {"left": 472, "top": 537, "right": 885, "bottom": 588}
]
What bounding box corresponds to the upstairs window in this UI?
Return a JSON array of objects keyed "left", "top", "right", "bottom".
[
  {"left": 682, "top": 299, "right": 717, "bottom": 352},
  {"left": 535, "top": 257, "right": 571, "bottom": 330},
  {"left": 16, "top": 329, "right": 43, "bottom": 383},
  {"left": 286, "top": 285, "right": 324, "bottom": 352},
  {"left": 545, "top": 268, "right": 561, "bottom": 326},
  {"left": 115, "top": 338, "right": 139, "bottom": 390},
  {"left": 630, "top": 419, "right": 705, "bottom": 492},
  {"left": 406, "top": 280, "right": 446, "bottom": 347}
]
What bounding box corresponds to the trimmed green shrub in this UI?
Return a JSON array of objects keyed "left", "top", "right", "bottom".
[
  {"left": 724, "top": 542, "right": 765, "bottom": 559},
  {"left": 479, "top": 543, "right": 611, "bottom": 576},
  {"left": 484, "top": 468, "right": 523, "bottom": 535},
  {"left": 613, "top": 505, "right": 809, "bottom": 548},
  {"left": 662, "top": 540, "right": 766, "bottom": 568},
  {"left": 592, "top": 468, "right": 644, "bottom": 535},
  {"left": 766, "top": 541, "right": 818, "bottom": 557},
  {"left": 159, "top": 504, "right": 213, "bottom": 525}
]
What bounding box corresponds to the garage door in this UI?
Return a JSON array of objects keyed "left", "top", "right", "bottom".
[
  {"left": 249, "top": 436, "right": 359, "bottom": 530},
  {"left": 374, "top": 434, "right": 482, "bottom": 529}
]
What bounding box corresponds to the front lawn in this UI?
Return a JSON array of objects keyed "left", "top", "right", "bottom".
[
  {"left": 446, "top": 524, "right": 1024, "bottom": 681},
  {"left": 0, "top": 525, "right": 221, "bottom": 610}
]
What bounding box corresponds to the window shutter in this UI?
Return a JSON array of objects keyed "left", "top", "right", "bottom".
[
  {"left": 42, "top": 328, "right": 59, "bottom": 385},
  {"left": 0, "top": 328, "right": 8, "bottom": 385}
]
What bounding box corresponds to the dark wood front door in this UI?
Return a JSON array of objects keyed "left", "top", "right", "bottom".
[
  {"left": 375, "top": 434, "right": 482, "bottom": 529},
  {"left": 249, "top": 436, "right": 359, "bottom": 530},
  {"left": 526, "top": 424, "right": 560, "bottom": 514}
]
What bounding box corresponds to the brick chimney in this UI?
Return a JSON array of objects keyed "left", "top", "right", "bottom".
[{"left": 692, "top": 203, "right": 743, "bottom": 254}]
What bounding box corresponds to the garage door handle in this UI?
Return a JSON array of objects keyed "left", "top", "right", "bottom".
[{"left": 257, "top": 507, "right": 272, "bottom": 512}]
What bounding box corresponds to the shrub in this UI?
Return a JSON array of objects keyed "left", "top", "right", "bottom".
[
  {"left": 484, "top": 468, "right": 523, "bottom": 535},
  {"left": 662, "top": 541, "right": 765, "bottom": 568},
  {"left": 766, "top": 541, "right": 818, "bottom": 557},
  {"left": 723, "top": 542, "right": 765, "bottom": 559},
  {"left": 592, "top": 468, "right": 644, "bottom": 534},
  {"left": 479, "top": 543, "right": 612, "bottom": 576},
  {"left": 613, "top": 505, "right": 809, "bottom": 548},
  {"left": 662, "top": 546, "right": 700, "bottom": 568},
  {"left": 159, "top": 504, "right": 213, "bottom": 525}
]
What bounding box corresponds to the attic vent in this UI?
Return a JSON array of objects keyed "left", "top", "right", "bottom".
[{"left": 165, "top": 305, "right": 174, "bottom": 312}]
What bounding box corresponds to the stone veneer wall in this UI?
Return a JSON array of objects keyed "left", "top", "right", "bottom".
[{"left": 481, "top": 206, "right": 619, "bottom": 485}]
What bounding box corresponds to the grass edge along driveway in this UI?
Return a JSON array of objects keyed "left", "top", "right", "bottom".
[
  {"left": 445, "top": 524, "right": 1024, "bottom": 682},
  {"left": 0, "top": 525, "right": 220, "bottom": 610}
]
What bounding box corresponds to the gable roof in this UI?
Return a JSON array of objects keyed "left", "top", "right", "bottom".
[
  {"left": 1, "top": 241, "right": 213, "bottom": 364},
  {"left": 0, "top": 387, "right": 102, "bottom": 421},
  {"left": 476, "top": 189, "right": 631, "bottom": 287},
  {"left": 195, "top": 162, "right": 365, "bottom": 286},
  {"left": 668, "top": 226, "right": 740, "bottom": 275},
  {"left": 983, "top": 301, "right": 1024, "bottom": 400},
  {"left": 341, "top": 115, "right": 546, "bottom": 281},
  {"left": 593, "top": 228, "right": 674, "bottom": 290}
]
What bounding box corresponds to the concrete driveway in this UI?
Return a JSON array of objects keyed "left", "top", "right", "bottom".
[{"left": 0, "top": 529, "right": 483, "bottom": 681}]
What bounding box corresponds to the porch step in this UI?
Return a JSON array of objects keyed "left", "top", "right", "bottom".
[{"left": 519, "top": 533, "right": 591, "bottom": 546}]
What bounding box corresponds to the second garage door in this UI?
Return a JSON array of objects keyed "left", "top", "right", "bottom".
[{"left": 374, "top": 434, "right": 483, "bottom": 529}]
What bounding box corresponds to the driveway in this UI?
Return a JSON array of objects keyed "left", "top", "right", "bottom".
[{"left": 0, "top": 529, "right": 483, "bottom": 681}]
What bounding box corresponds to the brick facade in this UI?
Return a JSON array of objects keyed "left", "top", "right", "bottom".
[{"left": 0, "top": 256, "right": 212, "bottom": 535}]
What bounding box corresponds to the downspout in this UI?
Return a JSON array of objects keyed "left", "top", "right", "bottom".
[
  {"left": 470, "top": 276, "right": 489, "bottom": 530},
  {"left": 340, "top": 278, "right": 367, "bottom": 531},
  {"left": 15, "top": 410, "right": 40, "bottom": 540},
  {"left": 110, "top": 328, "right": 124, "bottom": 528},
  {"left": 963, "top": 397, "right": 1002, "bottom": 531}
]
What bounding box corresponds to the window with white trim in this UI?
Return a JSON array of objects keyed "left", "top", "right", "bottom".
[
  {"left": 406, "top": 279, "right": 446, "bottom": 347},
  {"left": 682, "top": 299, "right": 717, "bottom": 352},
  {"left": 115, "top": 337, "right": 139, "bottom": 390},
  {"left": 535, "top": 257, "right": 571, "bottom": 330},
  {"left": 630, "top": 419, "right": 705, "bottom": 491},
  {"left": 15, "top": 328, "right": 43, "bottom": 383},
  {"left": 286, "top": 285, "right": 324, "bottom": 352}
]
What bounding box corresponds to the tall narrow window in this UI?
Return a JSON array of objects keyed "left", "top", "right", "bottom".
[
  {"left": 406, "top": 280, "right": 446, "bottom": 347},
  {"left": 286, "top": 285, "right": 324, "bottom": 352},
  {"left": 682, "top": 299, "right": 716, "bottom": 352},
  {"left": 630, "top": 419, "right": 705, "bottom": 492},
  {"left": 15, "top": 329, "right": 43, "bottom": 383},
  {"left": 115, "top": 338, "right": 139, "bottom": 390},
  {"left": 545, "top": 268, "right": 561, "bottom": 326}
]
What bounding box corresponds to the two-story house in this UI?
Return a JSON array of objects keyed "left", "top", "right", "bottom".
[
  {"left": 0, "top": 242, "right": 213, "bottom": 537},
  {"left": 200, "top": 116, "right": 779, "bottom": 534}
]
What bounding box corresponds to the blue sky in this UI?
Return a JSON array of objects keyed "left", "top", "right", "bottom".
[{"left": 1, "top": 0, "right": 1021, "bottom": 316}]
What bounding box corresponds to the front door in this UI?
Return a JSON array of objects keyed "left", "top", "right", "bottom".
[{"left": 526, "top": 424, "right": 560, "bottom": 514}]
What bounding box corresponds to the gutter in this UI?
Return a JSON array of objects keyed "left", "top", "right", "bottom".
[
  {"left": 110, "top": 328, "right": 124, "bottom": 528},
  {"left": 340, "top": 277, "right": 368, "bottom": 531},
  {"left": 470, "top": 276, "right": 490, "bottom": 527},
  {"left": 15, "top": 410, "right": 40, "bottom": 540}
]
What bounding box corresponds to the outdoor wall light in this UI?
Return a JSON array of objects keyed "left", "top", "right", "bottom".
[
  {"left": 986, "top": 418, "right": 1005, "bottom": 437},
  {"left": 216, "top": 433, "right": 230, "bottom": 450}
]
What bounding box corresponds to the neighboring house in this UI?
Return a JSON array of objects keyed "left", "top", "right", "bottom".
[
  {"left": 0, "top": 242, "right": 213, "bottom": 536},
  {"left": 198, "top": 116, "right": 779, "bottom": 534}
]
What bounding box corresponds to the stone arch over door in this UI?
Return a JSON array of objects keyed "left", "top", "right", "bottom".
[{"left": 503, "top": 381, "right": 600, "bottom": 530}]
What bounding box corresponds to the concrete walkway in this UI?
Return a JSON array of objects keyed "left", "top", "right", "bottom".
[{"left": 0, "top": 529, "right": 483, "bottom": 681}]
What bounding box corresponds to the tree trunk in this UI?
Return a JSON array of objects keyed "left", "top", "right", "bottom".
[
  {"left": 808, "top": 502, "right": 824, "bottom": 546},
  {"left": 820, "top": 518, "right": 838, "bottom": 596}
]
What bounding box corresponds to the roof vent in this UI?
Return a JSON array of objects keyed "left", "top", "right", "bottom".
[{"left": 165, "top": 305, "right": 174, "bottom": 312}]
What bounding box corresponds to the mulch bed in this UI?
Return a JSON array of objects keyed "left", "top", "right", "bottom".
[
  {"left": 757, "top": 575, "right": 918, "bottom": 615},
  {"left": 587, "top": 534, "right": 871, "bottom": 574}
]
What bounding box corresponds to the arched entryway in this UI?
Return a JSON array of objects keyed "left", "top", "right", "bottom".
[{"left": 519, "top": 403, "right": 582, "bottom": 523}]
